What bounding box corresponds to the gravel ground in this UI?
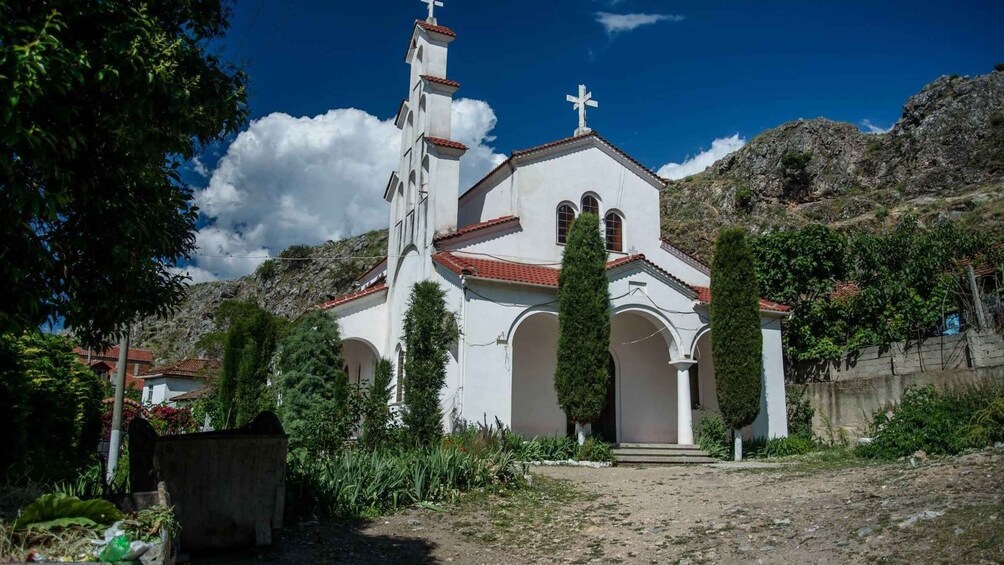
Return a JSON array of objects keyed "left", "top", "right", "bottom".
[{"left": 194, "top": 449, "right": 1004, "bottom": 564}]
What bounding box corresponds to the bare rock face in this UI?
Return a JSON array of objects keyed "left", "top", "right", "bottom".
[
  {"left": 134, "top": 230, "right": 388, "bottom": 363},
  {"left": 662, "top": 69, "right": 1004, "bottom": 260}
]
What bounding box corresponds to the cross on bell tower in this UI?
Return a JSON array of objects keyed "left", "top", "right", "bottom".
[
  {"left": 422, "top": 0, "right": 444, "bottom": 23},
  {"left": 567, "top": 84, "right": 599, "bottom": 136}
]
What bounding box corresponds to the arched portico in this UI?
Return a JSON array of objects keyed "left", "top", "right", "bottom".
[
  {"left": 342, "top": 338, "right": 379, "bottom": 389},
  {"left": 511, "top": 312, "right": 565, "bottom": 438}
]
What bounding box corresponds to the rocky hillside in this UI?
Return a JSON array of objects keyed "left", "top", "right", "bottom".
[
  {"left": 137, "top": 69, "right": 1004, "bottom": 362},
  {"left": 661, "top": 69, "right": 1004, "bottom": 259},
  {"left": 135, "top": 230, "right": 387, "bottom": 362}
]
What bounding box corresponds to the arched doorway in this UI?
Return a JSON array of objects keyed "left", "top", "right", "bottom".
[
  {"left": 609, "top": 310, "right": 677, "bottom": 443},
  {"left": 511, "top": 312, "right": 565, "bottom": 438},
  {"left": 342, "top": 338, "right": 378, "bottom": 390}
]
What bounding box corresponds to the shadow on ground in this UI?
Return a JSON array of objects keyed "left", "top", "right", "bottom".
[{"left": 190, "top": 519, "right": 439, "bottom": 564}]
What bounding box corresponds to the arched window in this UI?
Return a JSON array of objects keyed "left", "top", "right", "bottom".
[
  {"left": 556, "top": 203, "right": 576, "bottom": 244},
  {"left": 605, "top": 211, "right": 623, "bottom": 252},
  {"left": 581, "top": 194, "right": 600, "bottom": 216}
]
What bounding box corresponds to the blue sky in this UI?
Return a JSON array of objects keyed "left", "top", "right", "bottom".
[{"left": 180, "top": 0, "right": 1004, "bottom": 281}]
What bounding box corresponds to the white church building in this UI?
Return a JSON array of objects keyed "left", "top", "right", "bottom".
[{"left": 318, "top": 4, "right": 790, "bottom": 445}]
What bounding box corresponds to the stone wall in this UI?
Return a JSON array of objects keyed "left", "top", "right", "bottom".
[{"left": 797, "top": 330, "right": 1004, "bottom": 440}]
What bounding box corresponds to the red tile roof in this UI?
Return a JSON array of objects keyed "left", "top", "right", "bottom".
[
  {"left": 421, "top": 75, "right": 460, "bottom": 88},
  {"left": 139, "top": 358, "right": 222, "bottom": 380},
  {"left": 434, "top": 215, "right": 519, "bottom": 243},
  {"left": 425, "top": 137, "right": 468, "bottom": 151},
  {"left": 416, "top": 20, "right": 457, "bottom": 37},
  {"left": 433, "top": 252, "right": 696, "bottom": 294},
  {"left": 831, "top": 281, "right": 862, "bottom": 301},
  {"left": 434, "top": 252, "right": 560, "bottom": 287},
  {"left": 693, "top": 286, "right": 791, "bottom": 313},
  {"left": 316, "top": 277, "right": 388, "bottom": 311},
  {"left": 172, "top": 387, "right": 211, "bottom": 402},
  {"left": 74, "top": 346, "right": 154, "bottom": 363},
  {"left": 355, "top": 257, "right": 388, "bottom": 283}
]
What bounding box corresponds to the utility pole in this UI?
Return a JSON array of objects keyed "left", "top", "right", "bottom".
[
  {"left": 967, "top": 265, "right": 989, "bottom": 331},
  {"left": 106, "top": 327, "right": 130, "bottom": 483}
]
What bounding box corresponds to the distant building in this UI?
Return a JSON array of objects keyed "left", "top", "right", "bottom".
[
  {"left": 138, "top": 358, "right": 221, "bottom": 406},
  {"left": 73, "top": 346, "right": 155, "bottom": 391}
]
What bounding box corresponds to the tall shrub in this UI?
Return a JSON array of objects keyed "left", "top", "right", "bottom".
[
  {"left": 362, "top": 358, "right": 395, "bottom": 449},
  {"left": 711, "top": 228, "right": 763, "bottom": 460},
  {"left": 277, "top": 311, "right": 353, "bottom": 454},
  {"left": 0, "top": 332, "right": 104, "bottom": 483},
  {"left": 402, "top": 282, "right": 459, "bottom": 447},
  {"left": 554, "top": 213, "right": 611, "bottom": 444},
  {"left": 214, "top": 301, "right": 284, "bottom": 429}
]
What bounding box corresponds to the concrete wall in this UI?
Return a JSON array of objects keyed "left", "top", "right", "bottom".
[
  {"left": 800, "top": 331, "right": 1004, "bottom": 440},
  {"left": 804, "top": 365, "right": 1004, "bottom": 440},
  {"left": 794, "top": 331, "right": 1003, "bottom": 382}
]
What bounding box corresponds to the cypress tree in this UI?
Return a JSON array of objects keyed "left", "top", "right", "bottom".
[
  {"left": 710, "top": 228, "right": 763, "bottom": 460},
  {"left": 362, "top": 358, "right": 395, "bottom": 450},
  {"left": 402, "top": 281, "right": 459, "bottom": 447},
  {"left": 276, "top": 310, "right": 352, "bottom": 454},
  {"left": 554, "top": 213, "right": 611, "bottom": 444},
  {"left": 214, "top": 301, "right": 284, "bottom": 429}
]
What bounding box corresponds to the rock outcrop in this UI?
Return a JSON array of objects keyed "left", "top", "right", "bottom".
[{"left": 662, "top": 69, "right": 1004, "bottom": 259}]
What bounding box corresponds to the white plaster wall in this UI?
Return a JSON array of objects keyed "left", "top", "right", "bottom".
[
  {"left": 511, "top": 313, "right": 565, "bottom": 438},
  {"left": 456, "top": 144, "right": 663, "bottom": 266},
  {"left": 333, "top": 298, "right": 388, "bottom": 359},
  {"left": 753, "top": 317, "right": 790, "bottom": 439},
  {"left": 144, "top": 377, "right": 203, "bottom": 406},
  {"left": 611, "top": 312, "right": 676, "bottom": 443}
]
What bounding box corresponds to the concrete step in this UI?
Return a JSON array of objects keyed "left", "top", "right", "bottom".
[
  {"left": 615, "top": 455, "right": 720, "bottom": 465},
  {"left": 614, "top": 443, "right": 703, "bottom": 450},
  {"left": 611, "top": 443, "right": 718, "bottom": 465},
  {"left": 612, "top": 448, "right": 709, "bottom": 457}
]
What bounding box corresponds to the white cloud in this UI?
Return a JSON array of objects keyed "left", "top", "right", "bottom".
[
  {"left": 861, "top": 119, "right": 892, "bottom": 134},
  {"left": 169, "top": 265, "right": 220, "bottom": 284},
  {"left": 191, "top": 156, "right": 209, "bottom": 177},
  {"left": 595, "top": 12, "right": 684, "bottom": 35},
  {"left": 186, "top": 99, "right": 504, "bottom": 280},
  {"left": 657, "top": 134, "right": 746, "bottom": 180}
]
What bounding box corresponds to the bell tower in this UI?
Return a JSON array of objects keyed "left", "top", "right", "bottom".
[{"left": 385, "top": 1, "right": 465, "bottom": 267}]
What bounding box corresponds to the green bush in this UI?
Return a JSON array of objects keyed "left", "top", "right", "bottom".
[
  {"left": 255, "top": 259, "right": 278, "bottom": 280},
  {"left": 858, "top": 382, "right": 1004, "bottom": 459},
  {"left": 758, "top": 436, "right": 816, "bottom": 458},
  {"left": 576, "top": 437, "right": 613, "bottom": 462},
  {"left": 278, "top": 245, "right": 313, "bottom": 271},
  {"left": 285, "top": 447, "right": 526, "bottom": 519},
  {"left": 786, "top": 386, "right": 815, "bottom": 439},
  {"left": 695, "top": 415, "right": 730, "bottom": 460}
]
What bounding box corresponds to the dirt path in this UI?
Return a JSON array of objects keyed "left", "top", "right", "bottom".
[{"left": 195, "top": 450, "right": 1004, "bottom": 564}]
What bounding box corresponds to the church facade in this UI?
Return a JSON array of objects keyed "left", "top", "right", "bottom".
[{"left": 317, "top": 7, "right": 790, "bottom": 444}]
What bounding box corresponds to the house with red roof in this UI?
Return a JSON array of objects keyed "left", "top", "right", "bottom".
[
  {"left": 314, "top": 9, "right": 791, "bottom": 446},
  {"left": 73, "top": 346, "right": 155, "bottom": 391},
  {"left": 138, "top": 358, "right": 221, "bottom": 406}
]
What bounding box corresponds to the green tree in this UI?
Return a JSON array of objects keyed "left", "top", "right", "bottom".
[
  {"left": 0, "top": 0, "right": 248, "bottom": 347},
  {"left": 0, "top": 332, "right": 104, "bottom": 482},
  {"left": 402, "top": 282, "right": 458, "bottom": 447},
  {"left": 276, "top": 311, "right": 354, "bottom": 454},
  {"left": 752, "top": 224, "right": 850, "bottom": 363},
  {"left": 711, "top": 228, "right": 763, "bottom": 460},
  {"left": 554, "top": 213, "right": 611, "bottom": 444},
  {"left": 362, "top": 358, "right": 394, "bottom": 450},
  {"left": 213, "top": 301, "right": 284, "bottom": 429}
]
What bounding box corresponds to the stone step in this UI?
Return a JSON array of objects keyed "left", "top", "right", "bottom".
[
  {"left": 613, "top": 443, "right": 703, "bottom": 450},
  {"left": 615, "top": 455, "right": 720, "bottom": 465},
  {"left": 612, "top": 448, "right": 709, "bottom": 457}
]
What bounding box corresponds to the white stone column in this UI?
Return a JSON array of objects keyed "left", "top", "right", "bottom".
[{"left": 671, "top": 360, "right": 697, "bottom": 445}]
